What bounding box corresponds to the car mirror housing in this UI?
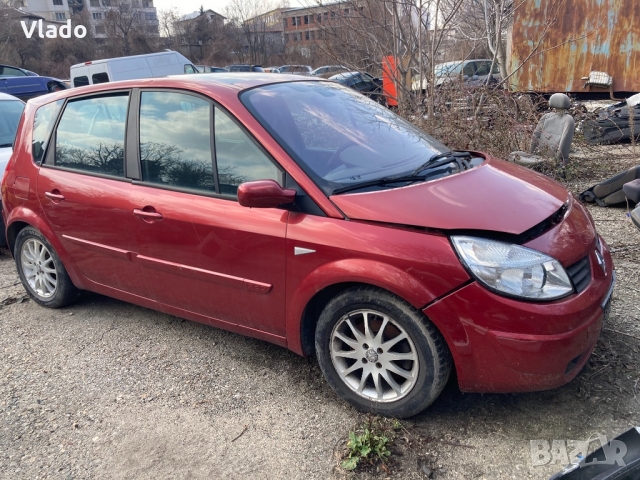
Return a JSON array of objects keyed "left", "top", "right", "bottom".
[{"left": 237, "top": 180, "right": 296, "bottom": 208}]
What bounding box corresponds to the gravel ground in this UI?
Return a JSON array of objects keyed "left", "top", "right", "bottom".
[{"left": 1, "top": 146, "right": 640, "bottom": 479}]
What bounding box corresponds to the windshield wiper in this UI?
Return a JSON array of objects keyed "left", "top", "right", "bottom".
[
  {"left": 332, "top": 175, "right": 426, "bottom": 195},
  {"left": 411, "top": 151, "right": 472, "bottom": 176}
]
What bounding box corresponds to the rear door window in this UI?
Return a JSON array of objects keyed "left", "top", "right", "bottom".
[
  {"left": 54, "top": 93, "right": 129, "bottom": 177},
  {"left": 0, "top": 66, "right": 26, "bottom": 77},
  {"left": 73, "top": 76, "right": 89, "bottom": 87}
]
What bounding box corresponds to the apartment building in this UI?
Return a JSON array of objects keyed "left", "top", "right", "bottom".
[
  {"left": 11, "top": 0, "right": 158, "bottom": 38},
  {"left": 281, "top": 3, "right": 354, "bottom": 56}
]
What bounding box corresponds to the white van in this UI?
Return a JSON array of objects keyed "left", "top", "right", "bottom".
[{"left": 70, "top": 50, "right": 198, "bottom": 88}]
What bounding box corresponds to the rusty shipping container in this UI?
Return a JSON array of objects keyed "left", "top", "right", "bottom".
[{"left": 509, "top": 0, "right": 640, "bottom": 94}]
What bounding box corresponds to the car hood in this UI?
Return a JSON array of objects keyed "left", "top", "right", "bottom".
[{"left": 329, "top": 156, "right": 569, "bottom": 235}]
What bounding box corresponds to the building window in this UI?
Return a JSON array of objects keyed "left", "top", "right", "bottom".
[
  {"left": 344, "top": 8, "right": 349, "bottom": 14},
  {"left": 142, "top": 0, "right": 152, "bottom": 6},
  {"left": 102, "top": 0, "right": 110, "bottom": 6},
  {"left": 317, "top": 14, "right": 321, "bottom": 22},
  {"left": 53, "top": 0, "right": 63, "bottom": 5},
  {"left": 90, "top": 0, "right": 99, "bottom": 6},
  {"left": 310, "top": 30, "right": 315, "bottom": 40},
  {"left": 55, "top": 12, "right": 65, "bottom": 19},
  {"left": 305, "top": 31, "right": 309, "bottom": 40},
  {"left": 297, "top": 16, "right": 301, "bottom": 25},
  {"left": 145, "top": 12, "right": 156, "bottom": 20},
  {"left": 304, "top": 15, "right": 308, "bottom": 24},
  {"left": 323, "top": 12, "right": 328, "bottom": 20},
  {"left": 330, "top": 11, "right": 335, "bottom": 18},
  {"left": 92, "top": 12, "right": 102, "bottom": 19},
  {"left": 291, "top": 16, "right": 296, "bottom": 26}
]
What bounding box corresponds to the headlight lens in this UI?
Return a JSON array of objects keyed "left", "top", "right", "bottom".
[{"left": 451, "top": 236, "right": 574, "bottom": 300}]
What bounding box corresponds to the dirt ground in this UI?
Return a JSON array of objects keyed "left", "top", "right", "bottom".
[{"left": 1, "top": 145, "right": 640, "bottom": 479}]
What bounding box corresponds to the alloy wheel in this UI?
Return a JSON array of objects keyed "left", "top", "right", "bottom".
[
  {"left": 21, "top": 238, "right": 57, "bottom": 298},
  {"left": 330, "top": 309, "right": 419, "bottom": 403}
]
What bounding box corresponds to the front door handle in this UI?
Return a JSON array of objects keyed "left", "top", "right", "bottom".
[
  {"left": 45, "top": 190, "right": 65, "bottom": 203},
  {"left": 133, "top": 208, "right": 163, "bottom": 223}
]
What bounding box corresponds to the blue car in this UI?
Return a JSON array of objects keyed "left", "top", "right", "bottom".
[{"left": 0, "top": 64, "right": 67, "bottom": 101}]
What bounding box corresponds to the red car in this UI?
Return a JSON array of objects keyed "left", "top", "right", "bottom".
[{"left": 2, "top": 74, "right": 615, "bottom": 417}]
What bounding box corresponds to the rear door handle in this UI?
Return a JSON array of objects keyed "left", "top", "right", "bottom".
[
  {"left": 45, "top": 191, "right": 65, "bottom": 203},
  {"left": 133, "top": 208, "right": 163, "bottom": 223}
]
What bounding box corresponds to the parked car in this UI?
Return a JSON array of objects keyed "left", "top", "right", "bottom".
[
  {"left": 311, "top": 65, "right": 347, "bottom": 77},
  {"left": 2, "top": 75, "right": 614, "bottom": 418},
  {"left": 0, "top": 92, "right": 25, "bottom": 245},
  {"left": 412, "top": 59, "right": 501, "bottom": 92},
  {"left": 226, "top": 65, "right": 264, "bottom": 72},
  {"left": 70, "top": 51, "right": 198, "bottom": 88},
  {"left": 278, "top": 65, "right": 312, "bottom": 75},
  {"left": 196, "top": 66, "right": 228, "bottom": 73},
  {"left": 0, "top": 65, "right": 67, "bottom": 101},
  {"left": 330, "top": 71, "right": 384, "bottom": 103},
  {"left": 0, "top": 65, "right": 39, "bottom": 77},
  {"left": 264, "top": 67, "right": 281, "bottom": 73}
]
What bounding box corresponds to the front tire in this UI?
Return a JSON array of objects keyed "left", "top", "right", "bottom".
[
  {"left": 315, "top": 286, "right": 451, "bottom": 418},
  {"left": 14, "top": 226, "right": 79, "bottom": 308}
]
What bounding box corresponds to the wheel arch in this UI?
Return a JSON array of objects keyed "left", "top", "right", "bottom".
[{"left": 5, "top": 207, "right": 86, "bottom": 289}]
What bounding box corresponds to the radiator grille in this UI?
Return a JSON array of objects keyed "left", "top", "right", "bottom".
[{"left": 566, "top": 256, "right": 591, "bottom": 293}]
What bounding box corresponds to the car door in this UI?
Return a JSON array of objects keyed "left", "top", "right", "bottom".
[
  {"left": 37, "top": 91, "right": 142, "bottom": 293},
  {"left": 129, "top": 90, "right": 288, "bottom": 336}
]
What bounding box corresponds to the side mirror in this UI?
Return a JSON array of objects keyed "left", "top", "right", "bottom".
[
  {"left": 237, "top": 179, "right": 296, "bottom": 208},
  {"left": 463, "top": 74, "right": 469, "bottom": 81}
]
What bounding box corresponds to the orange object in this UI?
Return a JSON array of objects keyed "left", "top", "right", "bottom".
[{"left": 382, "top": 56, "right": 398, "bottom": 107}]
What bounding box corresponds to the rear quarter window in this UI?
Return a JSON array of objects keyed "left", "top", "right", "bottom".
[{"left": 32, "top": 100, "right": 64, "bottom": 164}]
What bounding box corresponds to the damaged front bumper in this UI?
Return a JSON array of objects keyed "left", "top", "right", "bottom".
[{"left": 424, "top": 243, "right": 615, "bottom": 394}]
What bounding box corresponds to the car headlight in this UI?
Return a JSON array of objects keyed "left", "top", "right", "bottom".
[{"left": 451, "top": 236, "right": 574, "bottom": 300}]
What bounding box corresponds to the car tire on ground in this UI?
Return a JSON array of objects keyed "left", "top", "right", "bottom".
[
  {"left": 14, "top": 226, "right": 79, "bottom": 308},
  {"left": 315, "top": 286, "right": 451, "bottom": 418}
]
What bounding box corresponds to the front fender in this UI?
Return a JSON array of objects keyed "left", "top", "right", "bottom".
[{"left": 285, "top": 258, "right": 454, "bottom": 355}]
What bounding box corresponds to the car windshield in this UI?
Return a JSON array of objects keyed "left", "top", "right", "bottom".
[
  {"left": 241, "top": 81, "right": 449, "bottom": 195},
  {"left": 434, "top": 62, "right": 463, "bottom": 77},
  {"left": 0, "top": 99, "right": 25, "bottom": 148}
]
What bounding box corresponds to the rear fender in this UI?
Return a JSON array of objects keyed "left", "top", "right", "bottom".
[{"left": 6, "top": 206, "right": 87, "bottom": 290}]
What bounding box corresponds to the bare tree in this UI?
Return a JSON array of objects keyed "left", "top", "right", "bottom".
[
  {"left": 225, "top": 0, "right": 288, "bottom": 65},
  {"left": 103, "top": 0, "right": 157, "bottom": 56}
]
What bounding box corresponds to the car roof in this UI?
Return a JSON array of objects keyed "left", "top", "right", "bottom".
[
  {"left": 0, "top": 92, "right": 23, "bottom": 102},
  {"left": 329, "top": 72, "right": 359, "bottom": 80},
  {"left": 26, "top": 73, "right": 324, "bottom": 107}
]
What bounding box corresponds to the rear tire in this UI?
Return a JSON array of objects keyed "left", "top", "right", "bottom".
[
  {"left": 14, "top": 226, "right": 79, "bottom": 308},
  {"left": 315, "top": 286, "right": 451, "bottom": 418}
]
